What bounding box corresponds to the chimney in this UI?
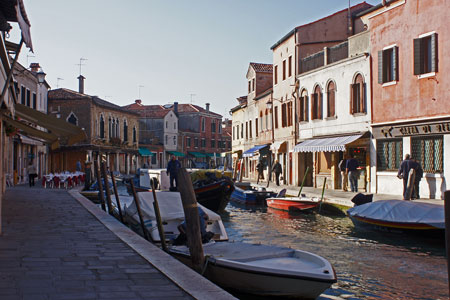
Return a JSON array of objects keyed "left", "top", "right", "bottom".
[
  {"left": 174, "top": 102, "right": 178, "bottom": 114},
  {"left": 29, "top": 63, "right": 40, "bottom": 72},
  {"left": 135, "top": 99, "right": 142, "bottom": 105},
  {"left": 205, "top": 103, "right": 210, "bottom": 112},
  {"left": 77, "top": 75, "right": 85, "bottom": 94}
]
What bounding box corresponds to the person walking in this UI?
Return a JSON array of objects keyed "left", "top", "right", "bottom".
[
  {"left": 272, "top": 160, "right": 282, "bottom": 186},
  {"left": 166, "top": 155, "right": 181, "bottom": 191},
  {"left": 27, "top": 161, "right": 37, "bottom": 187},
  {"left": 346, "top": 154, "right": 359, "bottom": 192},
  {"left": 76, "top": 160, "right": 82, "bottom": 172},
  {"left": 411, "top": 158, "right": 423, "bottom": 200},
  {"left": 256, "top": 160, "right": 264, "bottom": 184},
  {"left": 338, "top": 157, "right": 348, "bottom": 191},
  {"left": 397, "top": 154, "right": 413, "bottom": 200}
]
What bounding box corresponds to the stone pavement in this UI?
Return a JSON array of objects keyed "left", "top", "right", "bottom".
[
  {"left": 247, "top": 180, "right": 444, "bottom": 207},
  {"left": 0, "top": 185, "right": 236, "bottom": 300}
]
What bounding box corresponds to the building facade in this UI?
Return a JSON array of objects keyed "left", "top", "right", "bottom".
[{"left": 360, "top": 0, "right": 450, "bottom": 199}]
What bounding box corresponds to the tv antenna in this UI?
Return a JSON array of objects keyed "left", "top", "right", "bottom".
[
  {"left": 138, "top": 85, "right": 144, "bottom": 99},
  {"left": 76, "top": 57, "right": 88, "bottom": 76},
  {"left": 56, "top": 77, "right": 64, "bottom": 88},
  {"left": 26, "top": 54, "right": 35, "bottom": 67},
  {"left": 189, "top": 93, "right": 196, "bottom": 103}
]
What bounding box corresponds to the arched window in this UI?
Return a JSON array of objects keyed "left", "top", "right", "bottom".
[
  {"left": 133, "top": 127, "right": 137, "bottom": 143},
  {"left": 123, "top": 119, "right": 128, "bottom": 142},
  {"left": 327, "top": 81, "right": 336, "bottom": 118},
  {"left": 116, "top": 118, "right": 120, "bottom": 138},
  {"left": 112, "top": 119, "right": 116, "bottom": 138},
  {"left": 299, "top": 89, "right": 308, "bottom": 122},
  {"left": 100, "top": 115, "right": 105, "bottom": 139},
  {"left": 67, "top": 112, "right": 78, "bottom": 125},
  {"left": 350, "top": 73, "right": 365, "bottom": 114},
  {"left": 173, "top": 136, "right": 176, "bottom": 145},
  {"left": 108, "top": 117, "right": 112, "bottom": 139},
  {"left": 311, "top": 85, "right": 322, "bottom": 120}
]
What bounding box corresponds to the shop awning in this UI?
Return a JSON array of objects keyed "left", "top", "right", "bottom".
[
  {"left": 139, "top": 147, "right": 155, "bottom": 156},
  {"left": 243, "top": 144, "right": 269, "bottom": 157},
  {"left": 167, "top": 151, "right": 185, "bottom": 157},
  {"left": 270, "top": 140, "right": 287, "bottom": 152},
  {"left": 188, "top": 151, "right": 207, "bottom": 158},
  {"left": 14, "top": 103, "right": 87, "bottom": 145},
  {"left": 205, "top": 153, "right": 216, "bottom": 158},
  {"left": 292, "top": 134, "right": 362, "bottom": 152}
]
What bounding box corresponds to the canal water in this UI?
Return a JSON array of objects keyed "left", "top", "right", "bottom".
[{"left": 221, "top": 202, "right": 448, "bottom": 300}]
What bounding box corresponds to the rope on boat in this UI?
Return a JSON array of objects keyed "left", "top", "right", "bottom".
[{"left": 201, "top": 256, "right": 211, "bottom": 275}]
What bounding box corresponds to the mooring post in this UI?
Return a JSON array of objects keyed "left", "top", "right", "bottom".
[
  {"left": 298, "top": 166, "right": 310, "bottom": 197},
  {"left": 444, "top": 190, "right": 450, "bottom": 297},
  {"left": 151, "top": 180, "right": 168, "bottom": 252},
  {"left": 94, "top": 159, "right": 106, "bottom": 211},
  {"left": 129, "top": 180, "right": 150, "bottom": 241},
  {"left": 110, "top": 171, "right": 124, "bottom": 223},
  {"left": 176, "top": 168, "right": 205, "bottom": 272},
  {"left": 101, "top": 162, "right": 114, "bottom": 216}
]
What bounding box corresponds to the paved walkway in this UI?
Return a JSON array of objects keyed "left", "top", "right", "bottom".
[
  {"left": 0, "top": 185, "right": 235, "bottom": 300},
  {"left": 246, "top": 180, "right": 444, "bottom": 207}
]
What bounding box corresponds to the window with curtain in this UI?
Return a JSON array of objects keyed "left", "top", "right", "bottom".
[
  {"left": 377, "top": 139, "right": 403, "bottom": 171},
  {"left": 411, "top": 135, "right": 443, "bottom": 173}
]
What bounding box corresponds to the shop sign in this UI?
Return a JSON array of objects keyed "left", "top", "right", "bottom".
[{"left": 376, "top": 121, "right": 450, "bottom": 138}]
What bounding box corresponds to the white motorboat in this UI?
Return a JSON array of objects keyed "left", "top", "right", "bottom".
[
  {"left": 169, "top": 241, "right": 337, "bottom": 299},
  {"left": 121, "top": 191, "right": 228, "bottom": 243}
]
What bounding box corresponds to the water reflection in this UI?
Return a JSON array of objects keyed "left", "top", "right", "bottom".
[{"left": 223, "top": 202, "right": 447, "bottom": 300}]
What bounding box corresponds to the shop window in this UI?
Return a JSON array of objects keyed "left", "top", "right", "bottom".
[
  {"left": 411, "top": 135, "right": 443, "bottom": 173},
  {"left": 376, "top": 139, "right": 403, "bottom": 171},
  {"left": 378, "top": 46, "right": 398, "bottom": 83},
  {"left": 318, "top": 152, "right": 332, "bottom": 174},
  {"left": 311, "top": 85, "right": 322, "bottom": 120},
  {"left": 414, "top": 33, "right": 438, "bottom": 75},
  {"left": 326, "top": 81, "right": 335, "bottom": 117},
  {"left": 350, "top": 74, "right": 365, "bottom": 114}
]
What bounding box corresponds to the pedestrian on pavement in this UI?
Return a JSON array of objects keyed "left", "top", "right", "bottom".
[
  {"left": 76, "top": 160, "right": 82, "bottom": 172},
  {"left": 338, "top": 156, "right": 348, "bottom": 191},
  {"left": 166, "top": 155, "right": 181, "bottom": 191},
  {"left": 256, "top": 160, "right": 264, "bottom": 184},
  {"left": 272, "top": 160, "right": 282, "bottom": 186},
  {"left": 346, "top": 154, "right": 359, "bottom": 192},
  {"left": 27, "top": 161, "right": 37, "bottom": 187},
  {"left": 411, "top": 158, "right": 423, "bottom": 200},
  {"left": 397, "top": 154, "right": 413, "bottom": 200}
]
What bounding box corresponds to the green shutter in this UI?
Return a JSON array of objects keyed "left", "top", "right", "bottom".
[
  {"left": 378, "top": 50, "right": 383, "bottom": 84},
  {"left": 392, "top": 46, "right": 398, "bottom": 81},
  {"left": 413, "top": 38, "right": 422, "bottom": 75},
  {"left": 431, "top": 33, "right": 438, "bottom": 72}
]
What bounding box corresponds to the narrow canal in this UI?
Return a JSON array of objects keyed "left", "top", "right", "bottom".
[{"left": 221, "top": 202, "right": 447, "bottom": 300}]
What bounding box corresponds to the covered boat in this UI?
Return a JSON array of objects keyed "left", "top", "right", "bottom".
[
  {"left": 169, "top": 241, "right": 337, "bottom": 299},
  {"left": 230, "top": 183, "right": 276, "bottom": 205},
  {"left": 266, "top": 194, "right": 322, "bottom": 212},
  {"left": 122, "top": 191, "right": 228, "bottom": 243},
  {"left": 347, "top": 200, "right": 444, "bottom": 231}
]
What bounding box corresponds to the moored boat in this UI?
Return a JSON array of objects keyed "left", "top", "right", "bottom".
[
  {"left": 266, "top": 195, "right": 322, "bottom": 212},
  {"left": 347, "top": 199, "right": 445, "bottom": 232},
  {"left": 230, "top": 183, "right": 276, "bottom": 205},
  {"left": 169, "top": 241, "right": 337, "bottom": 299}
]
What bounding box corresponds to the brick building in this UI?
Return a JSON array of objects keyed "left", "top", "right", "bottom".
[{"left": 48, "top": 78, "right": 140, "bottom": 174}]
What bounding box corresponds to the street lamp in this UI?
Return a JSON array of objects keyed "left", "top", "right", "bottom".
[{"left": 36, "top": 70, "right": 46, "bottom": 84}]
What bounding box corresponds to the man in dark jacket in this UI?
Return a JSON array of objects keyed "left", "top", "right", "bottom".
[
  {"left": 256, "top": 160, "right": 264, "bottom": 184},
  {"left": 411, "top": 158, "right": 423, "bottom": 199},
  {"left": 272, "top": 160, "right": 282, "bottom": 186},
  {"left": 397, "top": 154, "right": 413, "bottom": 200},
  {"left": 166, "top": 155, "right": 181, "bottom": 190},
  {"left": 346, "top": 154, "right": 359, "bottom": 192}
]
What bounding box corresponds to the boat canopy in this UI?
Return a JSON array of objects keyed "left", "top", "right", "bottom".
[
  {"left": 139, "top": 147, "right": 155, "bottom": 156},
  {"left": 243, "top": 144, "right": 269, "bottom": 157},
  {"left": 347, "top": 200, "right": 444, "bottom": 229},
  {"left": 292, "top": 134, "right": 362, "bottom": 152}
]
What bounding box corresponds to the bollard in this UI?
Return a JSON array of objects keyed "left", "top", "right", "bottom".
[
  {"left": 110, "top": 171, "right": 124, "bottom": 223},
  {"left": 444, "top": 190, "right": 450, "bottom": 297},
  {"left": 94, "top": 159, "right": 106, "bottom": 211},
  {"left": 101, "top": 162, "right": 114, "bottom": 216},
  {"left": 176, "top": 168, "right": 205, "bottom": 272},
  {"left": 151, "top": 180, "right": 167, "bottom": 252},
  {"left": 129, "top": 180, "right": 150, "bottom": 241}
]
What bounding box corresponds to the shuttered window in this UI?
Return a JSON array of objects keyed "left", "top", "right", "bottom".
[
  {"left": 287, "top": 101, "right": 293, "bottom": 126},
  {"left": 274, "top": 107, "right": 278, "bottom": 129},
  {"left": 327, "top": 81, "right": 335, "bottom": 117},
  {"left": 299, "top": 90, "right": 308, "bottom": 122},
  {"left": 311, "top": 85, "right": 322, "bottom": 120},
  {"left": 378, "top": 46, "right": 398, "bottom": 84},
  {"left": 281, "top": 103, "right": 287, "bottom": 127},
  {"left": 414, "top": 33, "right": 438, "bottom": 75},
  {"left": 350, "top": 74, "right": 365, "bottom": 114}
]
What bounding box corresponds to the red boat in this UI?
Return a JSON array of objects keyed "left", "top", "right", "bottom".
[{"left": 266, "top": 196, "right": 321, "bottom": 212}]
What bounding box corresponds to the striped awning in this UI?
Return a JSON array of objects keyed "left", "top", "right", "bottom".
[
  {"left": 243, "top": 144, "right": 269, "bottom": 157},
  {"left": 293, "top": 134, "right": 362, "bottom": 152}
]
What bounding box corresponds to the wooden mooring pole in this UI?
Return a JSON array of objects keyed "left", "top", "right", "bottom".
[
  {"left": 176, "top": 168, "right": 205, "bottom": 272},
  {"left": 151, "top": 180, "right": 167, "bottom": 252},
  {"left": 110, "top": 171, "right": 124, "bottom": 223},
  {"left": 129, "top": 180, "right": 150, "bottom": 241},
  {"left": 94, "top": 159, "right": 106, "bottom": 211},
  {"left": 297, "top": 166, "right": 310, "bottom": 197},
  {"left": 101, "top": 162, "right": 114, "bottom": 216},
  {"left": 444, "top": 190, "right": 450, "bottom": 297}
]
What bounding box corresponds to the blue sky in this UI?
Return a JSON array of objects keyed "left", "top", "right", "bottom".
[{"left": 10, "top": 0, "right": 378, "bottom": 118}]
